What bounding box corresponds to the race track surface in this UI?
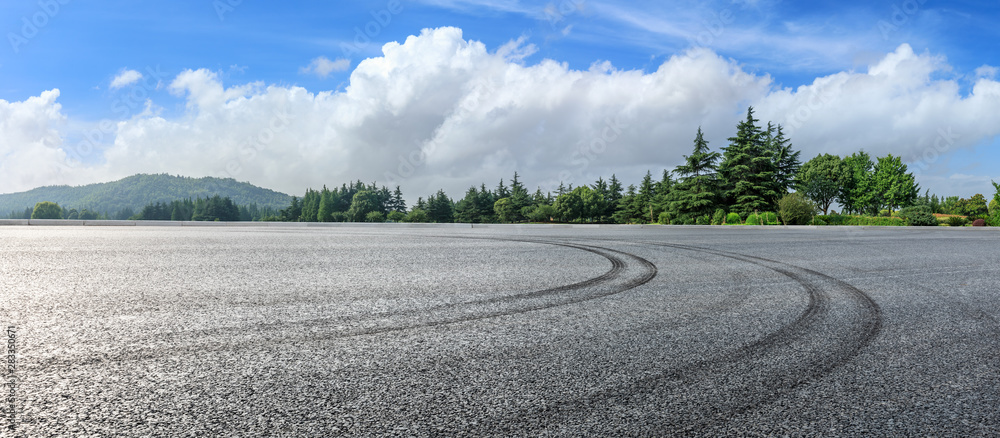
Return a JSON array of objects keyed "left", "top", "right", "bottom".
[{"left": 1, "top": 225, "right": 998, "bottom": 436}]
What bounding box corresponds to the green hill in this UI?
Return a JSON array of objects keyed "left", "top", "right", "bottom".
[{"left": 1, "top": 174, "right": 292, "bottom": 218}]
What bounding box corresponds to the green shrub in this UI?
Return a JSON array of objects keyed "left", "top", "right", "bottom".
[
  {"left": 898, "top": 206, "right": 938, "bottom": 227},
  {"left": 879, "top": 209, "right": 891, "bottom": 217},
  {"left": 405, "top": 209, "right": 429, "bottom": 223},
  {"left": 990, "top": 199, "right": 999, "bottom": 216},
  {"left": 744, "top": 214, "right": 762, "bottom": 225},
  {"left": 712, "top": 209, "right": 726, "bottom": 225},
  {"left": 811, "top": 218, "right": 827, "bottom": 226},
  {"left": 696, "top": 214, "right": 710, "bottom": 225},
  {"left": 387, "top": 211, "right": 406, "bottom": 222},
  {"left": 946, "top": 216, "right": 968, "bottom": 227},
  {"left": 725, "top": 212, "right": 742, "bottom": 225},
  {"left": 657, "top": 212, "right": 672, "bottom": 225},
  {"left": 761, "top": 212, "right": 778, "bottom": 225},
  {"left": 845, "top": 216, "right": 906, "bottom": 226},
  {"left": 365, "top": 211, "right": 385, "bottom": 223},
  {"left": 778, "top": 192, "right": 816, "bottom": 225}
]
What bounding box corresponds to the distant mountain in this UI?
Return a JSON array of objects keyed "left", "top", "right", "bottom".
[{"left": 1, "top": 174, "right": 292, "bottom": 217}]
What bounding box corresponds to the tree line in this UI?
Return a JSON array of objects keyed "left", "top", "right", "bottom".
[
  {"left": 23, "top": 196, "right": 279, "bottom": 222},
  {"left": 273, "top": 107, "right": 963, "bottom": 225}
]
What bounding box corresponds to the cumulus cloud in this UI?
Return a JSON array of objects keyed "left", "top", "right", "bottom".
[
  {"left": 110, "top": 69, "right": 143, "bottom": 90},
  {"left": 4, "top": 27, "right": 1000, "bottom": 200},
  {"left": 299, "top": 56, "right": 351, "bottom": 78},
  {"left": 0, "top": 90, "right": 72, "bottom": 193}
]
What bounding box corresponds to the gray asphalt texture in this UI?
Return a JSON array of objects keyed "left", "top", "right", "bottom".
[{"left": 1, "top": 225, "right": 999, "bottom": 436}]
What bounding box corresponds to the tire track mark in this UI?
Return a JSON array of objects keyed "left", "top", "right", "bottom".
[
  {"left": 498, "top": 239, "right": 881, "bottom": 435},
  {"left": 28, "top": 238, "right": 657, "bottom": 371}
]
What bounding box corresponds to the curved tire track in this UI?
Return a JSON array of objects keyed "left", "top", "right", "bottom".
[
  {"left": 502, "top": 240, "right": 882, "bottom": 435},
  {"left": 31, "top": 237, "right": 657, "bottom": 370}
]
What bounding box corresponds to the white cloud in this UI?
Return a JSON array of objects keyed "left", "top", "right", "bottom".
[
  {"left": 110, "top": 69, "right": 143, "bottom": 90},
  {"left": 299, "top": 56, "right": 351, "bottom": 78},
  {"left": 4, "top": 27, "right": 1000, "bottom": 201}
]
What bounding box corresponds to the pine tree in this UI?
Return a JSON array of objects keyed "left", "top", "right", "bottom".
[
  {"left": 637, "top": 171, "right": 657, "bottom": 223},
  {"left": 718, "top": 107, "right": 780, "bottom": 216},
  {"left": 607, "top": 174, "right": 623, "bottom": 219},
  {"left": 668, "top": 127, "right": 721, "bottom": 223},
  {"left": 765, "top": 123, "right": 801, "bottom": 201}
]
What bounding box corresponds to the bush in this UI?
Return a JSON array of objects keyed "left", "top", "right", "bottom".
[
  {"left": 990, "top": 199, "right": 999, "bottom": 216},
  {"left": 778, "top": 193, "right": 816, "bottom": 225},
  {"left": 696, "top": 214, "right": 710, "bottom": 225},
  {"left": 365, "top": 211, "right": 385, "bottom": 223},
  {"left": 946, "top": 216, "right": 968, "bottom": 227},
  {"left": 712, "top": 209, "right": 726, "bottom": 225},
  {"left": 387, "top": 211, "right": 406, "bottom": 222},
  {"left": 744, "top": 214, "right": 762, "bottom": 225},
  {"left": 898, "top": 206, "right": 938, "bottom": 227},
  {"left": 405, "top": 209, "right": 429, "bottom": 223},
  {"left": 725, "top": 212, "right": 742, "bottom": 225},
  {"left": 879, "top": 209, "right": 891, "bottom": 217},
  {"left": 526, "top": 204, "right": 556, "bottom": 223},
  {"left": 846, "top": 216, "right": 906, "bottom": 226},
  {"left": 972, "top": 219, "right": 986, "bottom": 227},
  {"left": 761, "top": 212, "right": 779, "bottom": 225},
  {"left": 811, "top": 218, "right": 827, "bottom": 226},
  {"left": 657, "top": 212, "right": 672, "bottom": 225}
]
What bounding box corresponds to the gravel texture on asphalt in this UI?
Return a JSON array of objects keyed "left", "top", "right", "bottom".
[{"left": 1, "top": 225, "right": 998, "bottom": 436}]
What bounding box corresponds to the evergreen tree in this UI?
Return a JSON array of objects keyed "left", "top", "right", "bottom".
[
  {"left": 668, "top": 127, "right": 721, "bottom": 223},
  {"left": 607, "top": 174, "right": 623, "bottom": 219},
  {"left": 508, "top": 172, "right": 531, "bottom": 222},
  {"left": 455, "top": 186, "right": 481, "bottom": 223},
  {"left": 718, "top": 107, "right": 780, "bottom": 216},
  {"left": 636, "top": 171, "right": 657, "bottom": 223},
  {"left": 426, "top": 190, "right": 454, "bottom": 223},
  {"left": 766, "top": 123, "right": 801, "bottom": 200},
  {"left": 347, "top": 190, "right": 380, "bottom": 222}
]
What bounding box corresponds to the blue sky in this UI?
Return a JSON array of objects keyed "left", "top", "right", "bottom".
[{"left": 1, "top": 0, "right": 998, "bottom": 200}]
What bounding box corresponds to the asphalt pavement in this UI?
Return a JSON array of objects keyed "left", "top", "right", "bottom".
[{"left": 1, "top": 225, "right": 998, "bottom": 436}]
